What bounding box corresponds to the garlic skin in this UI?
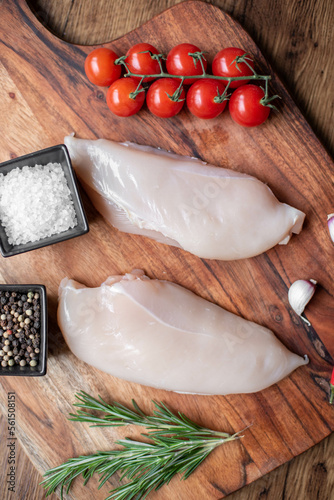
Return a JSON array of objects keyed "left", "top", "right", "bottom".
[
  {"left": 327, "top": 214, "right": 334, "bottom": 243},
  {"left": 288, "top": 279, "right": 317, "bottom": 326}
]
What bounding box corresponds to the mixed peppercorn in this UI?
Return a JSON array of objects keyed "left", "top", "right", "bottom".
[{"left": 0, "top": 290, "right": 41, "bottom": 368}]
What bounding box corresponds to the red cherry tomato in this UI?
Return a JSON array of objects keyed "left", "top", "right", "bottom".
[
  {"left": 146, "top": 78, "right": 185, "bottom": 118},
  {"left": 186, "top": 79, "right": 227, "bottom": 119},
  {"left": 229, "top": 84, "right": 270, "bottom": 127},
  {"left": 166, "top": 43, "right": 207, "bottom": 85},
  {"left": 125, "top": 43, "right": 161, "bottom": 82},
  {"left": 212, "top": 47, "right": 254, "bottom": 88},
  {"left": 106, "top": 77, "right": 145, "bottom": 117},
  {"left": 84, "top": 48, "right": 121, "bottom": 87}
]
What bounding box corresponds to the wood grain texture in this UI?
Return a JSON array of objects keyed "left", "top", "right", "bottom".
[
  {"left": 28, "top": 0, "right": 334, "bottom": 157},
  {"left": 0, "top": 413, "right": 58, "bottom": 500},
  {"left": 0, "top": 0, "right": 333, "bottom": 499}
]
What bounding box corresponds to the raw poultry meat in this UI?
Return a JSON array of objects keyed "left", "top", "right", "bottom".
[
  {"left": 64, "top": 135, "right": 305, "bottom": 260},
  {"left": 58, "top": 270, "right": 308, "bottom": 395}
]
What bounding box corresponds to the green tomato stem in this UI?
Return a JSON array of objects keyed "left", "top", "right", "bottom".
[
  {"left": 129, "top": 77, "right": 145, "bottom": 99},
  {"left": 330, "top": 384, "right": 334, "bottom": 404},
  {"left": 123, "top": 69, "right": 271, "bottom": 83},
  {"left": 116, "top": 52, "right": 279, "bottom": 107}
]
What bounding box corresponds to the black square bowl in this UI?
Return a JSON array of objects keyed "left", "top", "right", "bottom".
[
  {"left": 0, "top": 145, "right": 89, "bottom": 257},
  {"left": 0, "top": 284, "right": 47, "bottom": 376}
]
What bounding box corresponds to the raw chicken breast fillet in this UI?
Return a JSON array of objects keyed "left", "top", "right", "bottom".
[
  {"left": 58, "top": 270, "right": 308, "bottom": 395},
  {"left": 64, "top": 135, "right": 305, "bottom": 260}
]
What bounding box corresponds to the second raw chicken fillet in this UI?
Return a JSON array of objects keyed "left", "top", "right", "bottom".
[{"left": 58, "top": 270, "right": 308, "bottom": 395}]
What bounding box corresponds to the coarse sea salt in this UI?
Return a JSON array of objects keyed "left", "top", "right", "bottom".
[{"left": 0, "top": 163, "right": 77, "bottom": 245}]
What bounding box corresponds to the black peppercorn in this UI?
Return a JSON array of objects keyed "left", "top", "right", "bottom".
[{"left": 0, "top": 289, "right": 41, "bottom": 370}]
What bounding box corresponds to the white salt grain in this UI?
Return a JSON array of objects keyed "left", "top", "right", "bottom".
[{"left": 0, "top": 163, "right": 77, "bottom": 245}]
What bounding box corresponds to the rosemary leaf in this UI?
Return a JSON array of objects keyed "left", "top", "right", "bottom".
[{"left": 42, "top": 392, "right": 244, "bottom": 499}]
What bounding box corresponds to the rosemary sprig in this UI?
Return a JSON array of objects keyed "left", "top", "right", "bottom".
[
  {"left": 41, "top": 392, "right": 244, "bottom": 500},
  {"left": 70, "top": 391, "right": 231, "bottom": 439}
]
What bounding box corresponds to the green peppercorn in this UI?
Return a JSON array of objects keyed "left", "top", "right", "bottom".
[
  {"left": 19, "top": 359, "right": 26, "bottom": 367},
  {"left": 8, "top": 359, "right": 14, "bottom": 367},
  {"left": 29, "top": 360, "right": 37, "bottom": 367}
]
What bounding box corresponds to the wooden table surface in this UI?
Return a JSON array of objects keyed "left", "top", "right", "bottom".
[{"left": 1, "top": 0, "right": 333, "bottom": 499}]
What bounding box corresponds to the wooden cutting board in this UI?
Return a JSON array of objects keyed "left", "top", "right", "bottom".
[{"left": 0, "top": 0, "right": 333, "bottom": 498}]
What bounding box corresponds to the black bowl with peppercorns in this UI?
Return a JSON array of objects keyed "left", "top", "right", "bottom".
[{"left": 0, "top": 285, "right": 47, "bottom": 376}]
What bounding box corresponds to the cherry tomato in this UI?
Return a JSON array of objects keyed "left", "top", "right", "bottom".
[
  {"left": 146, "top": 78, "right": 185, "bottom": 118},
  {"left": 186, "top": 79, "right": 227, "bottom": 119},
  {"left": 229, "top": 84, "right": 270, "bottom": 127},
  {"left": 212, "top": 47, "right": 254, "bottom": 88},
  {"left": 106, "top": 77, "right": 145, "bottom": 117},
  {"left": 84, "top": 48, "right": 121, "bottom": 87},
  {"left": 125, "top": 43, "right": 161, "bottom": 82},
  {"left": 166, "top": 43, "right": 207, "bottom": 85}
]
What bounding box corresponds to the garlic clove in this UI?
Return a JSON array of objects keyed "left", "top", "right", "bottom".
[
  {"left": 288, "top": 279, "right": 317, "bottom": 326},
  {"left": 327, "top": 214, "right": 334, "bottom": 243}
]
